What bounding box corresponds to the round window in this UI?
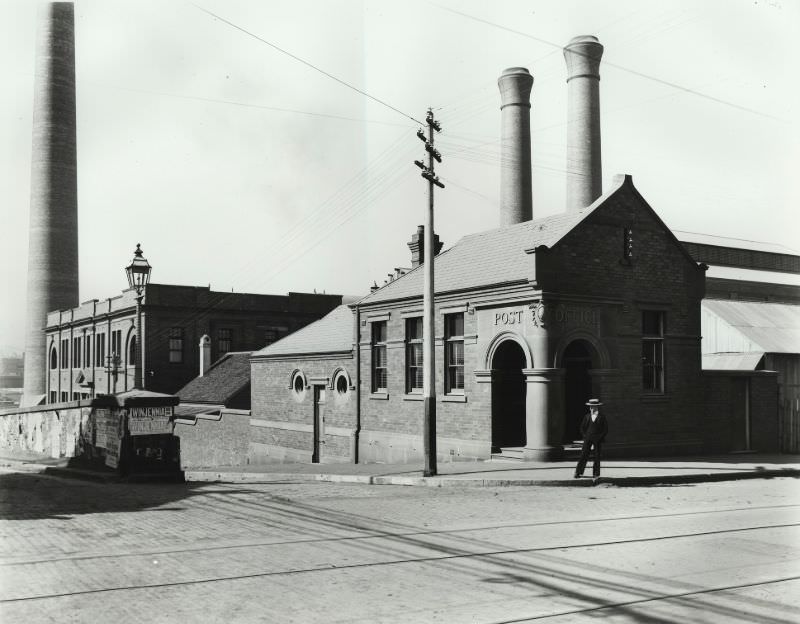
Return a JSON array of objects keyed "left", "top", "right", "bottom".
[
  {"left": 293, "top": 374, "right": 305, "bottom": 394},
  {"left": 336, "top": 374, "right": 348, "bottom": 395}
]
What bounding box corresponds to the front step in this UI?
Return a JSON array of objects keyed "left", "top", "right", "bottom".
[{"left": 490, "top": 446, "right": 525, "bottom": 461}]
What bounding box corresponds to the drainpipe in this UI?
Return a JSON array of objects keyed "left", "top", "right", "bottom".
[
  {"left": 354, "top": 304, "right": 361, "bottom": 464},
  {"left": 745, "top": 378, "right": 751, "bottom": 451}
]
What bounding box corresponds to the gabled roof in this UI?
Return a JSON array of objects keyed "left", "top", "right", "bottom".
[
  {"left": 176, "top": 351, "right": 252, "bottom": 404},
  {"left": 357, "top": 199, "right": 606, "bottom": 306},
  {"left": 702, "top": 300, "right": 800, "bottom": 354},
  {"left": 253, "top": 305, "right": 354, "bottom": 357},
  {"left": 357, "top": 175, "right": 685, "bottom": 306}
]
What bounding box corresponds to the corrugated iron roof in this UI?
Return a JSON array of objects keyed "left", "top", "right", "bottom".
[
  {"left": 675, "top": 231, "right": 799, "bottom": 256},
  {"left": 705, "top": 266, "right": 800, "bottom": 286},
  {"left": 702, "top": 352, "right": 764, "bottom": 370},
  {"left": 254, "top": 305, "right": 354, "bottom": 357},
  {"left": 702, "top": 300, "right": 800, "bottom": 354}
]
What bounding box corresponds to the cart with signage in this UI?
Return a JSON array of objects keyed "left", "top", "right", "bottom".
[{"left": 88, "top": 390, "right": 183, "bottom": 482}]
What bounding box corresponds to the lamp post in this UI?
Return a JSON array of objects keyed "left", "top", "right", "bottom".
[{"left": 125, "top": 244, "right": 152, "bottom": 390}]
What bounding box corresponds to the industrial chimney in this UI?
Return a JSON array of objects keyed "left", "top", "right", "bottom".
[
  {"left": 563, "top": 35, "right": 604, "bottom": 212},
  {"left": 498, "top": 67, "right": 533, "bottom": 226},
  {"left": 22, "top": 2, "right": 79, "bottom": 405}
]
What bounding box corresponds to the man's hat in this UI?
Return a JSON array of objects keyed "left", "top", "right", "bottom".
[{"left": 586, "top": 398, "right": 603, "bottom": 407}]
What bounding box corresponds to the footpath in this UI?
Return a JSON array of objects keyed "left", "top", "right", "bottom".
[{"left": 1, "top": 450, "right": 799, "bottom": 487}]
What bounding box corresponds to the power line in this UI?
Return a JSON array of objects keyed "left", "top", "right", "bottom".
[
  {"left": 430, "top": 2, "right": 788, "bottom": 123},
  {"left": 192, "top": 4, "right": 425, "bottom": 126},
  {"left": 81, "top": 81, "right": 410, "bottom": 128}
]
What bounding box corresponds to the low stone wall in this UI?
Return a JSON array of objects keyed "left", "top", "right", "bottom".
[
  {"left": 0, "top": 401, "right": 91, "bottom": 458},
  {"left": 174, "top": 409, "right": 251, "bottom": 468}
]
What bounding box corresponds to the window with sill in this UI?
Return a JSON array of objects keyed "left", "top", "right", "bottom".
[
  {"left": 642, "top": 310, "right": 665, "bottom": 393},
  {"left": 371, "top": 320, "right": 387, "bottom": 393},
  {"left": 445, "top": 313, "right": 465, "bottom": 393},
  {"left": 406, "top": 317, "right": 423, "bottom": 393}
]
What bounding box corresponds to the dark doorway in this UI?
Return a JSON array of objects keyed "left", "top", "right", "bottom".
[
  {"left": 491, "top": 341, "right": 526, "bottom": 451},
  {"left": 312, "top": 386, "right": 325, "bottom": 463},
  {"left": 563, "top": 340, "right": 594, "bottom": 443}
]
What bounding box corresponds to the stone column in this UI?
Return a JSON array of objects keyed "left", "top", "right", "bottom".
[
  {"left": 22, "top": 2, "right": 79, "bottom": 405},
  {"left": 498, "top": 67, "right": 533, "bottom": 226},
  {"left": 563, "top": 35, "right": 604, "bottom": 212}
]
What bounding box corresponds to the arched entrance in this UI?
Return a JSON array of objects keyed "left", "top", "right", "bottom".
[
  {"left": 562, "top": 340, "right": 595, "bottom": 443},
  {"left": 491, "top": 340, "right": 526, "bottom": 451}
]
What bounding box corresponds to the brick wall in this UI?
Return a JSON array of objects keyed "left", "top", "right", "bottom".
[{"left": 174, "top": 409, "right": 251, "bottom": 469}]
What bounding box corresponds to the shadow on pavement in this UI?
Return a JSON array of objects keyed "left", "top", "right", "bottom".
[{"left": 0, "top": 471, "right": 255, "bottom": 521}]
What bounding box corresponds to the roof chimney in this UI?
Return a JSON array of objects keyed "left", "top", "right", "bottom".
[
  {"left": 199, "top": 335, "right": 211, "bottom": 376},
  {"left": 407, "top": 225, "right": 443, "bottom": 268},
  {"left": 498, "top": 67, "right": 533, "bottom": 227},
  {"left": 563, "top": 36, "right": 604, "bottom": 211}
]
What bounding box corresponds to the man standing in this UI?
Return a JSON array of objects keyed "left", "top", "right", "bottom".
[{"left": 574, "top": 398, "right": 608, "bottom": 479}]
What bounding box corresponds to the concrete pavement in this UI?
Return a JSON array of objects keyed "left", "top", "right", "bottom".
[{"left": 2, "top": 450, "right": 799, "bottom": 487}]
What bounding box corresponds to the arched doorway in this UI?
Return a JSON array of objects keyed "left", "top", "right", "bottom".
[
  {"left": 562, "top": 340, "right": 594, "bottom": 443},
  {"left": 491, "top": 340, "right": 526, "bottom": 451}
]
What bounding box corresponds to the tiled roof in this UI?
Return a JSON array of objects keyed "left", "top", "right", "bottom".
[
  {"left": 176, "top": 351, "right": 252, "bottom": 404},
  {"left": 254, "top": 305, "right": 354, "bottom": 357},
  {"left": 357, "top": 208, "right": 594, "bottom": 305},
  {"left": 702, "top": 300, "right": 800, "bottom": 354}
]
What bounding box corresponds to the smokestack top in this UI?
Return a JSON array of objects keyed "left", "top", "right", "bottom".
[
  {"left": 498, "top": 67, "right": 533, "bottom": 110},
  {"left": 563, "top": 36, "right": 604, "bottom": 83}
]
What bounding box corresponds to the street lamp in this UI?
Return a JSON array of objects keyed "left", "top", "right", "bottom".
[{"left": 125, "top": 244, "right": 152, "bottom": 390}]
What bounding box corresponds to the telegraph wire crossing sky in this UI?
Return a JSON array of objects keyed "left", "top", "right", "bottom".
[{"left": 0, "top": 0, "right": 797, "bottom": 353}]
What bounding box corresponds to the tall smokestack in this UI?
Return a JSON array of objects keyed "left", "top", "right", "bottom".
[
  {"left": 22, "top": 2, "right": 79, "bottom": 405},
  {"left": 498, "top": 67, "right": 533, "bottom": 227},
  {"left": 563, "top": 35, "right": 603, "bottom": 211}
]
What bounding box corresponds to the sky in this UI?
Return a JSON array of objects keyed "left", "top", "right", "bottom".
[{"left": 1, "top": 0, "right": 798, "bottom": 354}]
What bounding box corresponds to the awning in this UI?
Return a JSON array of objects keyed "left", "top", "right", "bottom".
[
  {"left": 702, "top": 352, "right": 764, "bottom": 371},
  {"left": 173, "top": 404, "right": 222, "bottom": 419}
]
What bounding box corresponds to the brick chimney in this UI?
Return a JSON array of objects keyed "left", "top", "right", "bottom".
[
  {"left": 408, "top": 225, "right": 443, "bottom": 268},
  {"left": 564, "top": 35, "right": 604, "bottom": 211},
  {"left": 498, "top": 67, "right": 534, "bottom": 226}
]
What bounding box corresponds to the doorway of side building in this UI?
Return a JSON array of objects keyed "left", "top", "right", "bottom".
[
  {"left": 491, "top": 340, "right": 527, "bottom": 451},
  {"left": 562, "top": 340, "right": 595, "bottom": 444},
  {"left": 312, "top": 385, "right": 325, "bottom": 463}
]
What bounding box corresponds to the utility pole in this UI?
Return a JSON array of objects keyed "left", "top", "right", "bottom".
[{"left": 415, "top": 109, "right": 444, "bottom": 477}]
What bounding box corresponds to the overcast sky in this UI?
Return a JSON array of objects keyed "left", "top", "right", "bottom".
[{"left": 1, "top": 0, "right": 798, "bottom": 353}]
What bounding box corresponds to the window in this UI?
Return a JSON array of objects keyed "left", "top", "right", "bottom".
[
  {"left": 291, "top": 370, "right": 307, "bottom": 402},
  {"left": 60, "top": 391, "right": 68, "bottom": 402},
  {"left": 218, "top": 328, "right": 232, "bottom": 357},
  {"left": 111, "top": 330, "right": 122, "bottom": 360},
  {"left": 84, "top": 335, "right": 92, "bottom": 367},
  {"left": 73, "top": 336, "right": 81, "bottom": 368},
  {"left": 60, "top": 338, "right": 69, "bottom": 369},
  {"left": 95, "top": 333, "right": 106, "bottom": 369},
  {"left": 371, "top": 321, "right": 387, "bottom": 392},
  {"left": 49, "top": 391, "right": 57, "bottom": 404},
  {"left": 405, "top": 317, "right": 423, "bottom": 393},
  {"left": 335, "top": 373, "right": 349, "bottom": 395},
  {"left": 128, "top": 335, "right": 136, "bottom": 366},
  {"left": 50, "top": 346, "right": 57, "bottom": 370},
  {"left": 169, "top": 327, "right": 183, "bottom": 363},
  {"left": 642, "top": 311, "right": 665, "bottom": 393},
  {"left": 445, "top": 313, "right": 465, "bottom": 393}
]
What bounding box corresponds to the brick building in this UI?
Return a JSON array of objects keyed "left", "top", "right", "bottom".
[
  {"left": 44, "top": 284, "right": 342, "bottom": 404},
  {"left": 247, "top": 175, "right": 780, "bottom": 465}
]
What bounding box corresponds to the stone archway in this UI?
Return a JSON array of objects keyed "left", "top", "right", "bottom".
[{"left": 491, "top": 340, "right": 527, "bottom": 451}]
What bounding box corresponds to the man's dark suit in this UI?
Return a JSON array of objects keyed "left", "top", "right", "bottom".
[{"left": 574, "top": 411, "right": 609, "bottom": 477}]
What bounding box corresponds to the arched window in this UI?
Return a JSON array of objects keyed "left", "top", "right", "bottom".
[
  {"left": 290, "top": 370, "right": 307, "bottom": 402},
  {"left": 128, "top": 335, "right": 137, "bottom": 367},
  {"left": 50, "top": 346, "right": 57, "bottom": 370}
]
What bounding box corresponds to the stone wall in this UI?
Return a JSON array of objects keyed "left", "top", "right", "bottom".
[{"left": 0, "top": 401, "right": 90, "bottom": 458}]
